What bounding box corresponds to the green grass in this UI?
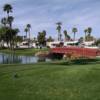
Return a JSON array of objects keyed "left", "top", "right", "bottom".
[
  {"left": 0, "top": 60, "right": 100, "bottom": 100},
  {"left": 0, "top": 48, "right": 49, "bottom": 56}
]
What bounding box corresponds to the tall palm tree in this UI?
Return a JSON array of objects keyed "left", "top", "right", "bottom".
[
  {"left": 84, "top": 29, "right": 88, "bottom": 41},
  {"left": 26, "top": 24, "right": 31, "bottom": 39},
  {"left": 26, "top": 24, "right": 31, "bottom": 48},
  {"left": 72, "top": 27, "right": 78, "bottom": 41},
  {"left": 3, "top": 4, "right": 12, "bottom": 18},
  {"left": 24, "top": 28, "right": 28, "bottom": 38},
  {"left": 7, "top": 16, "right": 14, "bottom": 28},
  {"left": 56, "top": 22, "right": 62, "bottom": 41},
  {"left": 1, "top": 17, "right": 7, "bottom": 27}
]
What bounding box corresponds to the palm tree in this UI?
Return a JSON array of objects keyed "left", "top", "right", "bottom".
[
  {"left": 63, "top": 30, "right": 67, "bottom": 41},
  {"left": 84, "top": 29, "right": 88, "bottom": 41},
  {"left": 26, "top": 24, "right": 31, "bottom": 48},
  {"left": 24, "top": 28, "right": 28, "bottom": 39},
  {"left": 63, "top": 30, "right": 71, "bottom": 41},
  {"left": 7, "top": 16, "right": 14, "bottom": 28},
  {"left": 12, "top": 28, "right": 20, "bottom": 49},
  {"left": 56, "top": 22, "right": 62, "bottom": 41},
  {"left": 87, "top": 27, "right": 92, "bottom": 35},
  {"left": 85, "top": 27, "right": 92, "bottom": 41},
  {"left": 3, "top": 4, "right": 12, "bottom": 18},
  {"left": 1, "top": 17, "right": 7, "bottom": 27},
  {"left": 72, "top": 27, "right": 78, "bottom": 41},
  {"left": 26, "top": 24, "right": 31, "bottom": 39}
]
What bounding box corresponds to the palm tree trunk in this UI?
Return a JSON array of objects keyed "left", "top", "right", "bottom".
[
  {"left": 74, "top": 32, "right": 75, "bottom": 41},
  {"left": 28, "top": 30, "right": 30, "bottom": 48},
  {"left": 85, "top": 32, "right": 86, "bottom": 42},
  {"left": 26, "top": 32, "right": 27, "bottom": 39},
  {"left": 58, "top": 32, "right": 60, "bottom": 41},
  {"left": 7, "top": 12, "right": 9, "bottom": 18}
]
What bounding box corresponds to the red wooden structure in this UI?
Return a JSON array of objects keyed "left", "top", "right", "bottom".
[{"left": 51, "top": 47, "right": 100, "bottom": 58}]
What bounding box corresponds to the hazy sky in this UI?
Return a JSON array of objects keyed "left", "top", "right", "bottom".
[{"left": 0, "top": 0, "right": 100, "bottom": 39}]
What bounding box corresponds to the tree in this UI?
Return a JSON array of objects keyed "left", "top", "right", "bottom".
[
  {"left": 94, "top": 38, "right": 100, "bottom": 46},
  {"left": 3, "top": 4, "right": 12, "bottom": 18},
  {"left": 1, "top": 17, "right": 7, "bottom": 27},
  {"left": 14, "top": 35, "right": 23, "bottom": 48},
  {"left": 56, "top": 22, "right": 62, "bottom": 41},
  {"left": 24, "top": 28, "right": 28, "bottom": 38},
  {"left": 84, "top": 29, "right": 88, "bottom": 41},
  {"left": 0, "top": 26, "right": 7, "bottom": 47},
  {"left": 63, "top": 30, "right": 71, "bottom": 41},
  {"left": 26, "top": 24, "right": 31, "bottom": 39},
  {"left": 47, "top": 36, "right": 54, "bottom": 42},
  {"left": 7, "top": 16, "right": 14, "bottom": 28},
  {"left": 11, "top": 28, "right": 20, "bottom": 49},
  {"left": 85, "top": 27, "right": 94, "bottom": 41},
  {"left": 37, "top": 30, "right": 46, "bottom": 47},
  {"left": 72, "top": 27, "right": 78, "bottom": 41},
  {"left": 87, "top": 27, "right": 92, "bottom": 35},
  {"left": 78, "top": 37, "right": 84, "bottom": 44},
  {"left": 26, "top": 24, "right": 31, "bottom": 48}
]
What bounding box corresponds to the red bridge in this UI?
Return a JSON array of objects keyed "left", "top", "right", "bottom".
[{"left": 51, "top": 47, "right": 100, "bottom": 58}]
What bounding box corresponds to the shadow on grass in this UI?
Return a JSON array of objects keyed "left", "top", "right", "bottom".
[{"left": 50, "top": 58, "right": 100, "bottom": 66}]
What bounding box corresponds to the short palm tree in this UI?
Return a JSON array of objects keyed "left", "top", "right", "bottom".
[
  {"left": 72, "top": 27, "right": 78, "bottom": 41},
  {"left": 56, "top": 22, "right": 62, "bottom": 41},
  {"left": 63, "top": 30, "right": 70, "bottom": 41},
  {"left": 1, "top": 17, "right": 7, "bottom": 27},
  {"left": 3, "top": 4, "right": 12, "bottom": 18},
  {"left": 63, "top": 30, "right": 68, "bottom": 41},
  {"left": 87, "top": 27, "right": 92, "bottom": 35},
  {"left": 84, "top": 29, "right": 88, "bottom": 41}
]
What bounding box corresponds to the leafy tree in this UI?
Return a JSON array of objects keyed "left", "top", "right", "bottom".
[
  {"left": 37, "top": 30, "right": 46, "bottom": 47},
  {"left": 72, "top": 27, "right": 78, "bottom": 41},
  {"left": 94, "top": 38, "right": 100, "bottom": 46},
  {"left": 0, "top": 26, "right": 19, "bottom": 49},
  {"left": 56, "top": 22, "right": 62, "bottom": 41},
  {"left": 14, "top": 35, "right": 23, "bottom": 48},
  {"left": 47, "top": 36, "right": 54, "bottom": 42}
]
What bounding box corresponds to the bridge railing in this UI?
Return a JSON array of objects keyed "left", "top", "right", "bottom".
[{"left": 51, "top": 47, "right": 100, "bottom": 58}]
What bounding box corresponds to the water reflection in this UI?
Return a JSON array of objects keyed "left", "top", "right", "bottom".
[{"left": 0, "top": 53, "right": 51, "bottom": 64}]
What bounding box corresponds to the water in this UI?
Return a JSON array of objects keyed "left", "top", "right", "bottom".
[{"left": 0, "top": 53, "right": 51, "bottom": 64}]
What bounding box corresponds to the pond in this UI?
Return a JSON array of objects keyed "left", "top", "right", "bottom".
[{"left": 0, "top": 53, "right": 52, "bottom": 64}]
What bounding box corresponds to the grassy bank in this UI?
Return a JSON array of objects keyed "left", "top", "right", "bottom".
[
  {"left": 0, "top": 48, "right": 49, "bottom": 56},
  {"left": 0, "top": 60, "right": 100, "bottom": 100}
]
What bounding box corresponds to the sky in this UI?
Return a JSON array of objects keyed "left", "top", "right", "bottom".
[{"left": 0, "top": 0, "right": 100, "bottom": 39}]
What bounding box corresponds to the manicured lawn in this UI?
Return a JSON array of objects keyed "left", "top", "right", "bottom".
[
  {"left": 0, "top": 48, "right": 49, "bottom": 56},
  {"left": 0, "top": 61, "right": 100, "bottom": 100}
]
